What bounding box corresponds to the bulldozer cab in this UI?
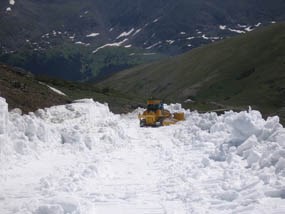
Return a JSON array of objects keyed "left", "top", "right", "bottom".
[{"left": 146, "top": 99, "right": 163, "bottom": 112}]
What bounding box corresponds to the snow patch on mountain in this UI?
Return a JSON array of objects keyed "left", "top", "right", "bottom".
[
  {"left": 39, "top": 82, "right": 67, "bottom": 96},
  {"left": 166, "top": 40, "right": 175, "bottom": 45},
  {"left": 146, "top": 41, "right": 162, "bottom": 49},
  {"left": 132, "top": 28, "right": 142, "bottom": 37},
  {"left": 9, "top": 0, "right": 15, "bottom": 5},
  {"left": 245, "top": 26, "right": 254, "bottom": 32},
  {"left": 92, "top": 39, "right": 128, "bottom": 53},
  {"left": 186, "top": 36, "right": 195, "bottom": 40},
  {"left": 238, "top": 24, "right": 247, "bottom": 28},
  {"left": 228, "top": 28, "right": 246, "bottom": 34},
  {"left": 116, "top": 29, "right": 135, "bottom": 39},
  {"left": 6, "top": 0, "right": 16, "bottom": 11},
  {"left": 86, "top": 33, "right": 100, "bottom": 37},
  {"left": 202, "top": 34, "right": 209, "bottom": 40},
  {"left": 46, "top": 86, "right": 66, "bottom": 96},
  {"left": 75, "top": 41, "right": 90, "bottom": 46},
  {"left": 152, "top": 18, "right": 159, "bottom": 23}
]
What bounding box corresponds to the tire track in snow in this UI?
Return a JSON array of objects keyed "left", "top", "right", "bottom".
[{"left": 81, "top": 121, "right": 188, "bottom": 213}]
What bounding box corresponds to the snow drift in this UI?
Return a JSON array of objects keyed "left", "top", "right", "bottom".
[{"left": 0, "top": 97, "right": 285, "bottom": 213}]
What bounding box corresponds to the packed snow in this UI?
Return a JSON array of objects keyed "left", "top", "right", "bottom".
[{"left": 1, "top": 97, "right": 285, "bottom": 214}]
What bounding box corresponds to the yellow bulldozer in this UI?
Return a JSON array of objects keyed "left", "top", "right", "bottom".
[{"left": 138, "top": 99, "right": 185, "bottom": 127}]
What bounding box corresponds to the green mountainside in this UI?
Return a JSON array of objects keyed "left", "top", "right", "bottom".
[
  {"left": 1, "top": 0, "right": 284, "bottom": 80},
  {"left": 0, "top": 43, "right": 163, "bottom": 81},
  {"left": 97, "top": 23, "right": 285, "bottom": 123}
]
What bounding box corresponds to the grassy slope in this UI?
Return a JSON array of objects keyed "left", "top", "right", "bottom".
[
  {"left": 35, "top": 76, "right": 143, "bottom": 113},
  {"left": 0, "top": 64, "right": 70, "bottom": 113},
  {"left": 97, "top": 23, "right": 285, "bottom": 123},
  {"left": 0, "top": 63, "right": 142, "bottom": 114}
]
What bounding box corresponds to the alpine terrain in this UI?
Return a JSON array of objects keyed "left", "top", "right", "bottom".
[
  {"left": 0, "top": 0, "right": 285, "bottom": 80},
  {"left": 1, "top": 1, "right": 285, "bottom": 214}
]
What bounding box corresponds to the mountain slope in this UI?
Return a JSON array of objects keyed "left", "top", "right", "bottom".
[
  {"left": 97, "top": 23, "right": 285, "bottom": 121},
  {"left": 0, "top": 63, "right": 143, "bottom": 114},
  {"left": 0, "top": 64, "right": 70, "bottom": 113},
  {"left": 0, "top": 0, "right": 284, "bottom": 80},
  {"left": 1, "top": 0, "right": 284, "bottom": 52}
]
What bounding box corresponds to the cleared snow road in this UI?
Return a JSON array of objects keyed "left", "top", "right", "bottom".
[{"left": 0, "top": 98, "right": 285, "bottom": 213}]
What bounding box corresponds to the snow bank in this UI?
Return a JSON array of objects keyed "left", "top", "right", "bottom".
[
  {"left": 3, "top": 98, "right": 284, "bottom": 175},
  {"left": 1, "top": 97, "right": 285, "bottom": 213},
  {"left": 0, "top": 97, "right": 8, "bottom": 135},
  {"left": 0, "top": 98, "right": 127, "bottom": 164},
  {"left": 151, "top": 103, "right": 285, "bottom": 177},
  {"left": 210, "top": 109, "right": 285, "bottom": 173},
  {"left": 0, "top": 98, "right": 8, "bottom": 162}
]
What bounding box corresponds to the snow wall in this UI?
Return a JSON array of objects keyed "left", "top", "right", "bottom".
[
  {"left": 1, "top": 97, "right": 285, "bottom": 213},
  {"left": 2, "top": 98, "right": 284, "bottom": 177},
  {"left": 0, "top": 97, "right": 8, "bottom": 135}
]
